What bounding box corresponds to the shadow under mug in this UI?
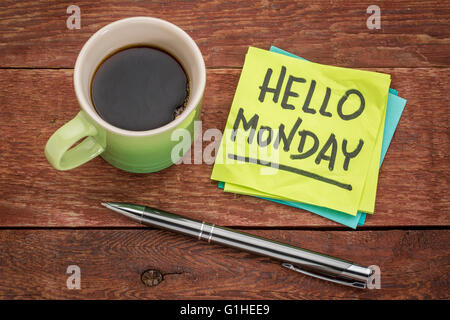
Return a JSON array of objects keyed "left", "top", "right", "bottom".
[{"left": 45, "top": 17, "right": 206, "bottom": 173}]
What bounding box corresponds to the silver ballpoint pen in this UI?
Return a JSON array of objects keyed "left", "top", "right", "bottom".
[{"left": 102, "top": 202, "right": 373, "bottom": 289}]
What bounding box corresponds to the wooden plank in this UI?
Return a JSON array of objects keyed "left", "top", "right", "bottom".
[
  {"left": 0, "top": 68, "right": 449, "bottom": 227},
  {"left": 0, "top": 0, "right": 449, "bottom": 68},
  {"left": 0, "top": 229, "right": 448, "bottom": 299}
]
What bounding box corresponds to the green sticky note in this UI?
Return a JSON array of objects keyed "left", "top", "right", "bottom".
[
  {"left": 219, "top": 47, "right": 406, "bottom": 228},
  {"left": 211, "top": 46, "right": 391, "bottom": 215}
]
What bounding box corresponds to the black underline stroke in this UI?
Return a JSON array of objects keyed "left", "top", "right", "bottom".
[{"left": 227, "top": 153, "right": 352, "bottom": 191}]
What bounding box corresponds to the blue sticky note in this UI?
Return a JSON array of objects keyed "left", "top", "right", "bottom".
[
  {"left": 379, "top": 91, "right": 406, "bottom": 164},
  {"left": 219, "top": 46, "right": 406, "bottom": 228}
]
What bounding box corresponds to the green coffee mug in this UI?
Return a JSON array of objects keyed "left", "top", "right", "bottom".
[{"left": 45, "top": 17, "right": 206, "bottom": 173}]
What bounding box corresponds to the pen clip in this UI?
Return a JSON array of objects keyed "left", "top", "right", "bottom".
[{"left": 281, "top": 262, "right": 367, "bottom": 289}]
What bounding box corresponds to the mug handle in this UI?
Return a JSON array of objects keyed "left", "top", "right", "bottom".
[{"left": 45, "top": 111, "right": 105, "bottom": 170}]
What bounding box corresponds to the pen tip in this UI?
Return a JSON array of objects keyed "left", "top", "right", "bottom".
[{"left": 101, "top": 202, "right": 124, "bottom": 210}]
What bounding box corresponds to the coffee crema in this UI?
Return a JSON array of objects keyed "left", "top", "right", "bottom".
[{"left": 91, "top": 46, "right": 189, "bottom": 131}]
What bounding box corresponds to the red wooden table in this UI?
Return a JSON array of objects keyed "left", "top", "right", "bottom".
[{"left": 0, "top": 0, "right": 448, "bottom": 299}]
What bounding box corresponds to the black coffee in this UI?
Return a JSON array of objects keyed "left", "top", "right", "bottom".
[{"left": 91, "top": 46, "right": 189, "bottom": 131}]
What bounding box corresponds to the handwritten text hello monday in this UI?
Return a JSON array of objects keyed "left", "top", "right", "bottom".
[{"left": 231, "top": 66, "right": 366, "bottom": 172}]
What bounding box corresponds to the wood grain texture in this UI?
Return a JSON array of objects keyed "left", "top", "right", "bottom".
[
  {"left": 0, "top": 229, "right": 448, "bottom": 299},
  {"left": 0, "top": 68, "right": 449, "bottom": 227},
  {"left": 0, "top": 0, "right": 449, "bottom": 68}
]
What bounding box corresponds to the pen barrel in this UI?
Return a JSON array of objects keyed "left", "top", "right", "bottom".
[
  {"left": 204, "top": 224, "right": 371, "bottom": 283},
  {"left": 142, "top": 207, "right": 372, "bottom": 284}
]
